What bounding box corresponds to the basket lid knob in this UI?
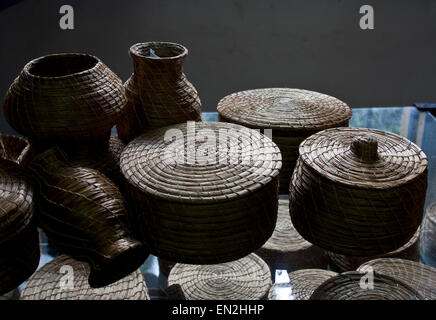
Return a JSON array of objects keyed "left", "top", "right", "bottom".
[{"left": 350, "top": 135, "right": 379, "bottom": 162}]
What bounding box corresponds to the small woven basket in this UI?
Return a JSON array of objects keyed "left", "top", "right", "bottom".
[
  {"left": 21, "top": 255, "right": 149, "bottom": 300},
  {"left": 268, "top": 269, "right": 337, "bottom": 300},
  {"left": 310, "top": 271, "right": 424, "bottom": 300},
  {"left": 420, "top": 202, "right": 436, "bottom": 267},
  {"left": 255, "top": 199, "right": 327, "bottom": 272},
  {"left": 357, "top": 258, "right": 436, "bottom": 300},
  {"left": 289, "top": 127, "right": 428, "bottom": 256},
  {"left": 217, "top": 88, "right": 352, "bottom": 194},
  {"left": 167, "top": 253, "right": 271, "bottom": 300}
]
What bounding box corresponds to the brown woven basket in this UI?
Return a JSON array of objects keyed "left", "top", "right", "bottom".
[
  {"left": 0, "top": 134, "right": 32, "bottom": 167},
  {"left": 268, "top": 269, "right": 337, "bottom": 300},
  {"left": 420, "top": 202, "right": 436, "bottom": 267},
  {"left": 121, "top": 121, "right": 281, "bottom": 264},
  {"left": 167, "top": 253, "right": 271, "bottom": 300},
  {"left": 310, "top": 271, "right": 424, "bottom": 300},
  {"left": 289, "top": 127, "right": 428, "bottom": 256},
  {"left": 21, "top": 255, "right": 149, "bottom": 300},
  {"left": 357, "top": 258, "right": 436, "bottom": 300},
  {"left": 116, "top": 42, "right": 202, "bottom": 142},
  {"left": 29, "top": 148, "right": 148, "bottom": 288},
  {"left": 3, "top": 53, "right": 126, "bottom": 147},
  {"left": 255, "top": 199, "right": 327, "bottom": 272},
  {"left": 217, "top": 88, "right": 352, "bottom": 194}
]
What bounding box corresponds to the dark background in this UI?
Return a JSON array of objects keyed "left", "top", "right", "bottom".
[{"left": 1, "top": 0, "right": 436, "bottom": 134}]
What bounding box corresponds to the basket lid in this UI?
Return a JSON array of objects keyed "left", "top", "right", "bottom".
[
  {"left": 121, "top": 122, "right": 282, "bottom": 203},
  {"left": 217, "top": 88, "right": 352, "bottom": 132},
  {"left": 299, "top": 127, "right": 428, "bottom": 189}
]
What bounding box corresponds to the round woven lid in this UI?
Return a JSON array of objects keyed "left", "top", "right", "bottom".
[
  {"left": 357, "top": 258, "right": 436, "bottom": 300},
  {"left": 121, "top": 121, "right": 282, "bottom": 203},
  {"left": 217, "top": 88, "right": 352, "bottom": 132},
  {"left": 310, "top": 271, "right": 423, "bottom": 300},
  {"left": 299, "top": 127, "right": 428, "bottom": 189},
  {"left": 21, "top": 255, "right": 149, "bottom": 300},
  {"left": 268, "top": 269, "right": 337, "bottom": 300},
  {"left": 167, "top": 253, "right": 271, "bottom": 300}
]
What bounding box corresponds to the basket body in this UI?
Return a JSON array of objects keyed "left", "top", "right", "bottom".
[{"left": 117, "top": 42, "right": 202, "bottom": 142}]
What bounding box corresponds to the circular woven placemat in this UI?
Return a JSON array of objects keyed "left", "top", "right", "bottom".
[
  {"left": 268, "top": 269, "right": 337, "bottom": 300},
  {"left": 256, "top": 199, "right": 327, "bottom": 271},
  {"left": 21, "top": 255, "right": 149, "bottom": 300},
  {"left": 167, "top": 253, "right": 271, "bottom": 300},
  {"left": 357, "top": 258, "right": 436, "bottom": 300},
  {"left": 310, "top": 271, "right": 423, "bottom": 300}
]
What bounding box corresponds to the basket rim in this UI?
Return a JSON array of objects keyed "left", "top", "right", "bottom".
[{"left": 129, "top": 42, "right": 188, "bottom": 61}]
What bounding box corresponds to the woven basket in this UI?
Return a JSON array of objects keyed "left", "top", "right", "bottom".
[
  {"left": 116, "top": 42, "right": 202, "bottom": 142},
  {"left": 357, "top": 258, "right": 436, "bottom": 300},
  {"left": 310, "top": 271, "right": 423, "bottom": 300},
  {"left": 289, "top": 127, "right": 428, "bottom": 256},
  {"left": 21, "top": 255, "right": 149, "bottom": 300},
  {"left": 255, "top": 199, "right": 327, "bottom": 272},
  {"left": 29, "top": 148, "right": 148, "bottom": 288},
  {"left": 0, "top": 134, "right": 32, "bottom": 167},
  {"left": 167, "top": 253, "right": 271, "bottom": 300},
  {"left": 420, "top": 202, "right": 436, "bottom": 267},
  {"left": 121, "top": 121, "right": 281, "bottom": 264},
  {"left": 268, "top": 269, "right": 337, "bottom": 300},
  {"left": 3, "top": 53, "right": 126, "bottom": 147},
  {"left": 217, "top": 88, "right": 352, "bottom": 194}
]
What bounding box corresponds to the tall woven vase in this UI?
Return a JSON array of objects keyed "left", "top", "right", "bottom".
[{"left": 117, "top": 42, "right": 202, "bottom": 142}]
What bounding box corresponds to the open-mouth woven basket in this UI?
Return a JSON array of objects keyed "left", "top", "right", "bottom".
[
  {"left": 3, "top": 53, "right": 126, "bottom": 147},
  {"left": 21, "top": 255, "right": 149, "bottom": 300},
  {"left": 0, "top": 134, "right": 32, "bottom": 167},
  {"left": 29, "top": 148, "right": 148, "bottom": 288},
  {"left": 166, "top": 253, "right": 271, "bottom": 300},
  {"left": 217, "top": 88, "right": 352, "bottom": 194},
  {"left": 121, "top": 121, "right": 282, "bottom": 264},
  {"left": 421, "top": 202, "right": 436, "bottom": 267},
  {"left": 357, "top": 258, "right": 436, "bottom": 300},
  {"left": 268, "top": 269, "right": 337, "bottom": 300},
  {"left": 289, "top": 127, "right": 428, "bottom": 256},
  {"left": 255, "top": 199, "right": 327, "bottom": 272},
  {"left": 310, "top": 271, "right": 424, "bottom": 300}
]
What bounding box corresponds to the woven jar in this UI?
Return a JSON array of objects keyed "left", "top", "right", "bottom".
[
  {"left": 117, "top": 42, "right": 202, "bottom": 142},
  {"left": 121, "top": 121, "right": 282, "bottom": 264},
  {"left": 217, "top": 88, "right": 352, "bottom": 194},
  {"left": 21, "top": 255, "right": 150, "bottom": 300},
  {"left": 289, "top": 127, "right": 428, "bottom": 256},
  {"left": 29, "top": 148, "right": 148, "bottom": 288},
  {"left": 3, "top": 53, "right": 126, "bottom": 148},
  {"left": 420, "top": 202, "right": 436, "bottom": 267}
]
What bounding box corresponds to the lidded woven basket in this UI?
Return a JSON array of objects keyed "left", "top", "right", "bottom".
[
  {"left": 3, "top": 53, "right": 126, "bottom": 147},
  {"left": 217, "top": 88, "right": 352, "bottom": 194},
  {"left": 121, "top": 121, "right": 282, "bottom": 264},
  {"left": 21, "top": 255, "right": 150, "bottom": 300},
  {"left": 289, "top": 127, "right": 428, "bottom": 256}
]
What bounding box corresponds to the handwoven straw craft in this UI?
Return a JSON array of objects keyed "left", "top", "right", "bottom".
[
  {"left": 255, "top": 199, "right": 327, "bottom": 272},
  {"left": 357, "top": 258, "right": 436, "bottom": 300},
  {"left": 3, "top": 53, "right": 126, "bottom": 147},
  {"left": 289, "top": 127, "right": 428, "bottom": 256},
  {"left": 420, "top": 202, "right": 436, "bottom": 267},
  {"left": 268, "top": 269, "right": 337, "bottom": 300},
  {"left": 310, "top": 271, "right": 423, "bottom": 300},
  {"left": 217, "top": 88, "right": 352, "bottom": 194},
  {"left": 0, "top": 134, "right": 32, "bottom": 167},
  {"left": 21, "top": 255, "right": 149, "bottom": 300},
  {"left": 121, "top": 121, "right": 282, "bottom": 264},
  {"left": 167, "top": 253, "right": 271, "bottom": 300}
]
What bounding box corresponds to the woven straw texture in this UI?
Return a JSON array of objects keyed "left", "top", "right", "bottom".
[
  {"left": 289, "top": 127, "right": 428, "bottom": 256},
  {"left": 21, "top": 255, "right": 149, "bottom": 300},
  {"left": 167, "top": 253, "right": 271, "bottom": 300},
  {"left": 420, "top": 202, "right": 436, "bottom": 267},
  {"left": 3, "top": 53, "right": 126, "bottom": 147},
  {"left": 29, "top": 148, "right": 147, "bottom": 288},
  {"left": 310, "top": 271, "right": 423, "bottom": 300},
  {"left": 268, "top": 269, "right": 337, "bottom": 300},
  {"left": 329, "top": 227, "right": 420, "bottom": 272},
  {"left": 0, "top": 134, "right": 32, "bottom": 167},
  {"left": 217, "top": 88, "right": 352, "bottom": 194},
  {"left": 256, "top": 199, "right": 327, "bottom": 271},
  {"left": 117, "top": 42, "right": 202, "bottom": 142},
  {"left": 357, "top": 258, "right": 436, "bottom": 300},
  {"left": 0, "top": 158, "right": 39, "bottom": 294},
  {"left": 121, "top": 121, "right": 281, "bottom": 264}
]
